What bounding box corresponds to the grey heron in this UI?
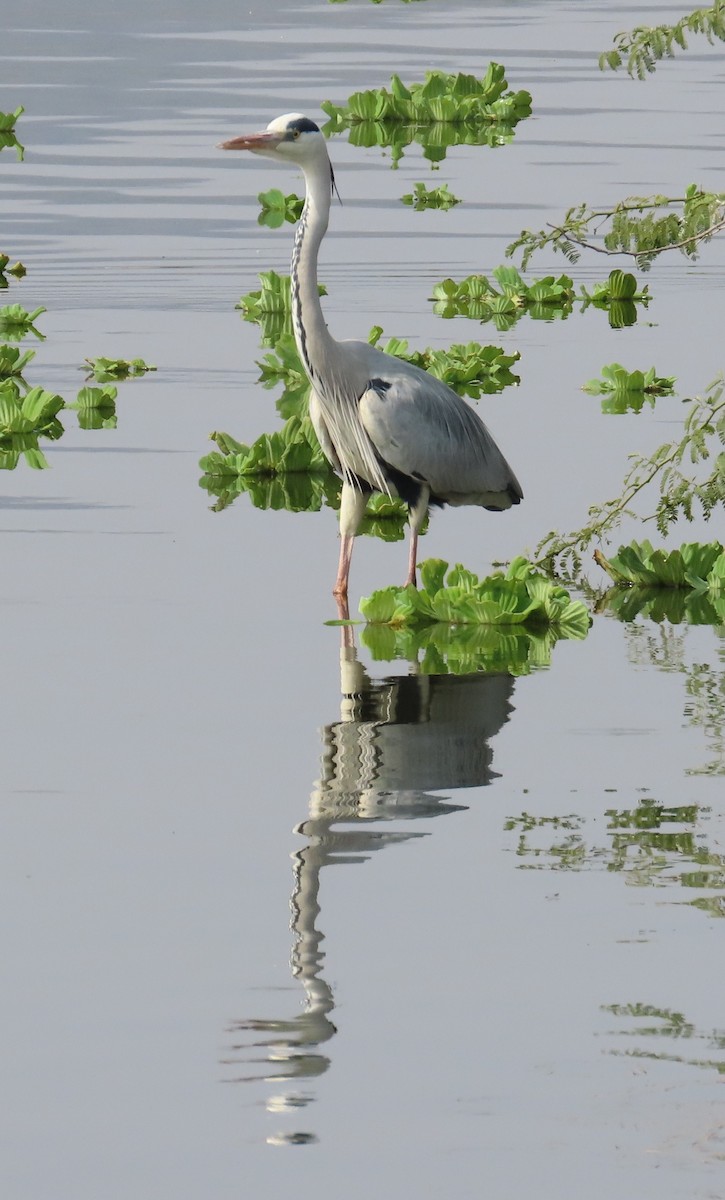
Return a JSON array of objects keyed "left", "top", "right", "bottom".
[{"left": 220, "top": 113, "right": 523, "bottom": 606}]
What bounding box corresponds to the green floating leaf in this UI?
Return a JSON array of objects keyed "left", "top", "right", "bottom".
[
  {"left": 583, "top": 363, "right": 675, "bottom": 407},
  {"left": 67, "top": 384, "right": 118, "bottom": 430},
  {"left": 84, "top": 357, "right": 156, "bottom": 382},
  {"left": 595, "top": 540, "right": 725, "bottom": 592},
  {"left": 237, "top": 271, "right": 327, "bottom": 345},
  {"left": 360, "top": 557, "right": 590, "bottom": 637},
  {"left": 0, "top": 380, "right": 64, "bottom": 466},
  {"left": 401, "top": 182, "right": 461, "bottom": 210},
  {"left": 0, "top": 343, "right": 35, "bottom": 379},
  {"left": 0, "top": 106, "right": 25, "bottom": 160},
  {"left": 0, "top": 304, "right": 46, "bottom": 341},
  {"left": 321, "top": 65, "right": 532, "bottom": 166},
  {"left": 431, "top": 265, "right": 575, "bottom": 329},
  {"left": 258, "top": 188, "right": 304, "bottom": 227}
]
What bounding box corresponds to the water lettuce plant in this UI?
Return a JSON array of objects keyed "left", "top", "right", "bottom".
[
  {"left": 0, "top": 106, "right": 24, "bottom": 160},
  {"left": 0, "top": 304, "right": 46, "bottom": 340},
  {"left": 599, "top": 3, "right": 725, "bottom": 77},
  {"left": 432, "top": 266, "right": 575, "bottom": 327},
  {"left": 0, "top": 381, "right": 64, "bottom": 468},
  {"left": 0, "top": 254, "right": 26, "bottom": 289},
  {"left": 258, "top": 188, "right": 304, "bottom": 227},
  {"left": 200, "top": 416, "right": 330, "bottom": 479},
  {"left": 507, "top": 184, "right": 725, "bottom": 270},
  {"left": 238, "top": 270, "right": 327, "bottom": 345},
  {"left": 360, "top": 557, "right": 590, "bottom": 634},
  {"left": 583, "top": 364, "right": 676, "bottom": 413},
  {"left": 321, "top": 66, "right": 532, "bottom": 165},
  {"left": 401, "top": 182, "right": 461, "bottom": 210},
  {"left": 579, "top": 270, "right": 650, "bottom": 327},
  {"left": 67, "top": 384, "right": 118, "bottom": 430},
  {"left": 84, "top": 356, "right": 156, "bottom": 382},
  {"left": 0, "top": 344, "right": 35, "bottom": 379},
  {"left": 594, "top": 540, "right": 725, "bottom": 590}
]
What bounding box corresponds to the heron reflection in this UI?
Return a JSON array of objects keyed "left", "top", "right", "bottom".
[{"left": 224, "top": 633, "right": 516, "bottom": 1143}]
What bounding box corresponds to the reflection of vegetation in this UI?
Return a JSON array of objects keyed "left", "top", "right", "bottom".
[
  {"left": 599, "top": 4, "right": 725, "bottom": 78},
  {"left": 322, "top": 66, "right": 532, "bottom": 166},
  {"left": 0, "top": 344, "right": 34, "bottom": 380},
  {"left": 506, "top": 797, "right": 725, "bottom": 915},
  {"left": 361, "top": 557, "right": 590, "bottom": 635},
  {"left": 507, "top": 185, "right": 725, "bottom": 271},
  {"left": 603, "top": 1002, "right": 725, "bottom": 1074},
  {"left": 84, "top": 356, "right": 156, "bottom": 382},
  {"left": 0, "top": 106, "right": 24, "bottom": 160},
  {"left": 257, "top": 188, "right": 304, "bottom": 228},
  {"left": 583, "top": 364, "right": 675, "bottom": 411},
  {"left": 401, "top": 182, "right": 460, "bottom": 211},
  {"left": 362, "top": 620, "right": 577, "bottom": 676},
  {"left": 535, "top": 375, "right": 725, "bottom": 573}
]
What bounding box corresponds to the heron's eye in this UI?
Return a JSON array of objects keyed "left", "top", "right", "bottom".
[{"left": 292, "top": 129, "right": 301, "bottom": 140}]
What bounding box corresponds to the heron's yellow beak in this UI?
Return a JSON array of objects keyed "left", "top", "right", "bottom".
[{"left": 217, "top": 131, "right": 283, "bottom": 152}]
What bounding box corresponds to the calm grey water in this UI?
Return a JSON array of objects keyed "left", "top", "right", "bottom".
[{"left": 1, "top": 2, "right": 725, "bottom": 1197}]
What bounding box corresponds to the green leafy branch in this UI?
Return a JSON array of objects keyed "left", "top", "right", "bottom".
[
  {"left": 535, "top": 375, "right": 725, "bottom": 575},
  {"left": 506, "top": 185, "right": 725, "bottom": 270},
  {"left": 599, "top": 3, "right": 725, "bottom": 78}
]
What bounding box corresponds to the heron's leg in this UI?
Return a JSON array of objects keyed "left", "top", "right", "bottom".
[
  {"left": 333, "top": 482, "right": 368, "bottom": 601},
  {"left": 404, "top": 485, "right": 430, "bottom": 588}
]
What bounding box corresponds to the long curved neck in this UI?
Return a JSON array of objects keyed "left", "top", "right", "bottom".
[{"left": 290, "top": 157, "right": 337, "bottom": 387}]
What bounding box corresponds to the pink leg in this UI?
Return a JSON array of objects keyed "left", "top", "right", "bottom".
[
  {"left": 334, "top": 533, "right": 355, "bottom": 600},
  {"left": 404, "top": 527, "right": 418, "bottom": 588}
]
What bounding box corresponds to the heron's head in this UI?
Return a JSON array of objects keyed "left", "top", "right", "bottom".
[{"left": 218, "top": 113, "right": 328, "bottom": 165}]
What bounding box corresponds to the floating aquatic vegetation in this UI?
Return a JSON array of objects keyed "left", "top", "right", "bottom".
[
  {"left": 506, "top": 184, "right": 725, "bottom": 271},
  {"left": 321, "top": 66, "right": 532, "bottom": 166},
  {"left": 0, "top": 343, "right": 35, "bottom": 380},
  {"left": 578, "top": 269, "right": 650, "bottom": 328},
  {"left": 432, "top": 265, "right": 575, "bottom": 328},
  {"left": 0, "top": 254, "right": 26, "bottom": 290},
  {"left": 600, "top": 4, "right": 725, "bottom": 78},
  {"left": 0, "top": 381, "right": 64, "bottom": 469},
  {"left": 401, "top": 182, "right": 460, "bottom": 210},
  {"left": 0, "top": 304, "right": 46, "bottom": 340},
  {"left": 582, "top": 364, "right": 675, "bottom": 413},
  {"left": 367, "top": 327, "right": 520, "bottom": 397},
  {"left": 361, "top": 619, "right": 575, "bottom": 676},
  {"left": 256, "top": 333, "right": 312, "bottom": 419},
  {"left": 358, "top": 492, "right": 421, "bottom": 543},
  {"left": 594, "top": 539, "right": 725, "bottom": 589},
  {"left": 67, "top": 384, "right": 118, "bottom": 431},
  {"left": 200, "top": 416, "right": 329, "bottom": 480},
  {"left": 360, "top": 557, "right": 590, "bottom": 636},
  {"left": 237, "top": 270, "right": 327, "bottom": 345},
  {"left": 0, "top": 106, "right": 24, "bottom": 160},
  {"left": 257, "top": 188, "right": 304, "bottom": 228},
  {"left": 84, "top": 356, "right": 156, "bottom": 382}
]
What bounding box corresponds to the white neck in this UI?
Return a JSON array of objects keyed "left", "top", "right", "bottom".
[{"left": 290, "top": 155, "right": 337, "bottom": 385}]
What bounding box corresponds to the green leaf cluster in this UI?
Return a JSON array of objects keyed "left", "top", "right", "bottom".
[
  {"left": 368, "top": 327, "right": 520, "bottom": 397},
  {"left": 199, "top": 415, "right": 331, "bottom": 479},
  {"left": 0, "top": 304, "right": 46, "bottom": 340},
  {"left": 432, "top": 265, "right": 575, "bottom": 328},
  {"left": 257, "top": 188, "right": 304, "bottom": 228},
  {"left": 67, "top": 384, "right": 118, "bottom": 430},
  {"left": 595, "top": 540, "right": 725, "bottom": 590},
  {"left": 0, "top": 381, "right": 64, "bottom": 469},
  {"left": 358, "top": 492, "right": 421, "bottom": 543},
  {"left": 321, "top": 65, "right": 532, "bottom": 165},
  {"left": 401, "top": 182, "right": 461, "bottom": 210},
  {"left": 0, "top": 344, "right": 35, "bottom": 379},
  {"left": 599, "top": 3, "right": 725, "bottom": 78},
  {"left": 84, "top": 356, "right": 156, "bottom": 382},
  {"left": 360, "top": 557, "right": 590, "bottom": 636},
  {"left": 583, "top": 363, "right": 676, "bottom": 413},
  {"left": 579, "top": 270, "right": 650, "bottom": 328},
  {"left": 0, "top": 106, "right": 24, "bottom": 161},
  {"left": 237, "top": 270, "right": 327, "bottom": 345}
]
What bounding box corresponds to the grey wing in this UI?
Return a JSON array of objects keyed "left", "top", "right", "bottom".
[{"left": 357, "top": 363, "right": 523, "bottom": 507}]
